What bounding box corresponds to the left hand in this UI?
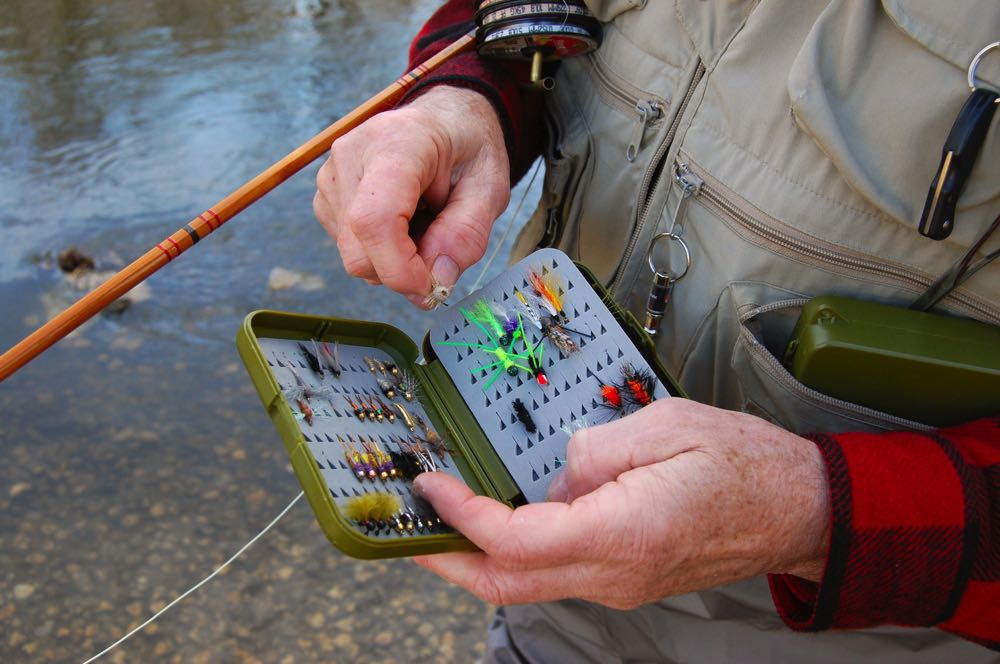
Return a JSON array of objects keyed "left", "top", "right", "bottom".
[{"left": 412, "top": 398, "right": 831, "bottom": 609}]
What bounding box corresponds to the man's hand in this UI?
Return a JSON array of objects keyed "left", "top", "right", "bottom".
[
  {"left": 313, "top": 86, "right": 510, "bottom": 308},
  {"left": 412, "top": 398, "right": 831, "bottom": 609}
]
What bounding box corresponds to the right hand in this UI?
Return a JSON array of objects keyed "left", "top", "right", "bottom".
[{"left": 313, "top": 86, "right": 511, "bottom": 308}]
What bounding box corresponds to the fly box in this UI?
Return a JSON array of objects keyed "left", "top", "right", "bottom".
[
  {"left": 783, "top": 295, "right": 1000, "bottom": 428},
  {"left": 237, "top": 248, "right": 683, "bottom": 559}
]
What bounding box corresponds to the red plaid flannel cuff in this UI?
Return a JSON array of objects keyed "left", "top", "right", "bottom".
[{"left": 770, "top": 418, "right": 1000, "bottom": 651}]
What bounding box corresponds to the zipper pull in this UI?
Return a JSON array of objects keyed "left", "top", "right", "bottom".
[
  {"left": 666, "top": 163, "right": 703, "bottom": 235},
  {"left": 626, "top": 100, "right": 661, "bottom": 162}
]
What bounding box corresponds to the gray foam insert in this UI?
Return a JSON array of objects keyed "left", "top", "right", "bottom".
[
  {"left": 257, "top": 339, "right": 463, "bottom": 539},
  {"left": 429, "top": 248, "right": 671, "bottom": 503}
]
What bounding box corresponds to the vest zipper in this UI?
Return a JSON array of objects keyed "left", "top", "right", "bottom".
[
  {"left": 627, "top": 100, "right": 662, "bottom": 162},
  {"left": 684, "top": 158, "right": 1000, "bottom": 325},
  {"left": 611, "top": 61, "right": 707, "bottom": 294},
  {"left": 587, "top": 53, "right": 666, "bottom": 163}
]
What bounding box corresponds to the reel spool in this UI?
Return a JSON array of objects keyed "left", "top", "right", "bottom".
[{"left": 475, "top": 0, "right": 602, "bottom": 89}]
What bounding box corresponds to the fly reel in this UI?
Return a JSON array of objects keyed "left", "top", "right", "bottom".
[{"left": 475, "top": 0, "right": 602, "bottom": 89}]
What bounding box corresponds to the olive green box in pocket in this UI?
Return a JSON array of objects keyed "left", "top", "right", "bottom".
[{"left": 783, "top": 295, "right": 1000, "bottom": 428}]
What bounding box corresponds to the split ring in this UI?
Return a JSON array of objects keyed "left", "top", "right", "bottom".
[
  {"left": 646, "top": 232, "right": 691, "bottom": 281},
  {"left": 968, "top": 41, "right": 1000, "bottom": 101}
]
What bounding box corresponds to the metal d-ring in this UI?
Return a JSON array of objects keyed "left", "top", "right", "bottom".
[
  {"left": 968, "top": 41, "right": 1000, "bottom": 102},
  {"left": 646, "top": 231, "right": 691, "bottom": 280}
]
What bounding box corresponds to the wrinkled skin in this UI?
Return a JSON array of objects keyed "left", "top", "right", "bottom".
[
  {"left": 313, "top": 86, "right": 509, "bottom": 307},
  {"left": 412, "top": 399, "right": 830, "bottom": 609}
]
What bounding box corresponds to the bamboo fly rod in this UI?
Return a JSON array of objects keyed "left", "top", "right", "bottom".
[{"left": 0, "top": 30, "right": 477, "bottom": 382}]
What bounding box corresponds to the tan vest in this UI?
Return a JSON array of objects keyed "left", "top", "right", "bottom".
[{"left": 510, "top": 0, "right": 1000, "bottom": 660}]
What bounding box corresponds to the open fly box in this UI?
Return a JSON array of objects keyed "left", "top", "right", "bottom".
[{"left": 237, "top": 249, "right": 683, "bottom": 559}]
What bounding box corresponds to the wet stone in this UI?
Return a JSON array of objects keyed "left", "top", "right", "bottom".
[
  {"left": 13, "top": 584, "right": 35, "bottom": 600},
  {"left": 9, "top": 483, "right": 31, "bottom": 498}
]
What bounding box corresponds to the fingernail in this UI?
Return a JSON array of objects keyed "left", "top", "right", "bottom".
[
  {"left": 431, "top": 254, "right": 460, "bottom": 289},
  {"left": 546, "top": 472, "right": 568, "bottom": 502},
  {"left": 406, "top": 294, "right": 431, "bottom": 309},
  {"left": 412, "top": 474, "right": 431, "bottom": 498}
]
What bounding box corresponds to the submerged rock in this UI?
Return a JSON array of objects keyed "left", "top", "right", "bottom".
[
  {"left": 57, "top": 247, "right": 95, "bottom": 273},
  {"left": 267, "top": 267, "right": 324, "bottom": 292}
]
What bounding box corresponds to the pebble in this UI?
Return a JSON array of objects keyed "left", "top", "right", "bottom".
[
  {"left": 13, "top": 584, "right": 35, "bottom": 600},
  {"left": 9, "top": 483, "right": 30, "bottom": 498},
  {"left": 267, "top": 267, "right": 325, "bottom": 292}
]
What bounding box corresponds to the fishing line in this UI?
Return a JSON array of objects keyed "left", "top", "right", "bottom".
[
  {"left": 466, "top": 158, "right": 542, "bottom": 296},
  {"left": 80, "top": 491, "right": 304, "bottom": 664}
]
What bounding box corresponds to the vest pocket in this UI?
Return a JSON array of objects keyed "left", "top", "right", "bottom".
[
  {"left": 729, "top": 287, "right": 933, "bottom": 435},
  {"left": 786, "top": 0, "right": 1000, "bottom": 243}
]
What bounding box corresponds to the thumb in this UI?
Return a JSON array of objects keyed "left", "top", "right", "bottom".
[
  {"left": 547, "top": 421, "right": 639, "bottom": 503},
  {"left": 546, "top": 400, "right": 696, "bottom": 503}
]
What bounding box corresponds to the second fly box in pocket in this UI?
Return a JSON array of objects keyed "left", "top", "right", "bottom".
[{"left": 237, "top": 249, "right": 684, "bottom": 559}]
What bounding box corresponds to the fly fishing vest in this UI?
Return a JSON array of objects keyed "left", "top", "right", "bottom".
[{"left": 505, "top": 0, "right": 1000, "bottom": 661}]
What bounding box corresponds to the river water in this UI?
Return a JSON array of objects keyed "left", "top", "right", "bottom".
[{"left": 0, "top": 1, "right": 536, "bottom": 661}]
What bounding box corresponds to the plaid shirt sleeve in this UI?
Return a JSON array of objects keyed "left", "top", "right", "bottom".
[
  {"left": 403, "top": 1, "right": 543, "bottom": 182},
  {"left": 770, "top": 416, "right": 1000, "bottom": 651}
]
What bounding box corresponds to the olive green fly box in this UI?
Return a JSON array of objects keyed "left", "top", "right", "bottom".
[{"left": 237, "top": 249, "right": 682, "bottom": 559}]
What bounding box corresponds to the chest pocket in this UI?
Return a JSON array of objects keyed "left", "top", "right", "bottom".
[{"left": 788, "top": 0, "right": 1000, "bottom": 248}]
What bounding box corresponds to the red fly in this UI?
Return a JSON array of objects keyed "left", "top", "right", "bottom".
[
  {"left": 296, "top": 397, "right": 314, "bottom": 425},
  {"left": 621, "top": 364, "right": 655, "bottom": 408},
  {"left": 600, "top": 383, "right": 623, "bottom": 409}
]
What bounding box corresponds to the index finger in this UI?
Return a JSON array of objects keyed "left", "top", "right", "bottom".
[
  {"left": 413, "top": 472, "right": 623, "bottom": 571},
  {"left": 346, "top": 158, "right": 432, "bottom": 297}
]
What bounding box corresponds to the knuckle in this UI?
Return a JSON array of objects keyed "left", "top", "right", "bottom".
[
  {"left": 312, "top": 192, "right": 335, "bottom": 231},
  {"left": 444, "top": 215, "right": 489, "bottom": 263},
  {"left": 471, "top": 569, "right": 510, "bottom": 606},
  {"left": 346, "top": 203, "right": 383, "bottom": 235},
  {"left": 489, "top": 532, "right": 529, "bottom": 570},
  {"left": 565, "top": 430, "right": 594, "bottom": 480},
  {"left": 341, "top": 253, "right": 371, "bottom": 278}
]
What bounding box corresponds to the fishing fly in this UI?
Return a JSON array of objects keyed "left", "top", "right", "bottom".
[
  {"left": 469, "top": 299, "right": 511, "bottom": 345},
  {"left": 298, "top": 341, "right": 325, "bottom": 378},
  {"left": 513, "top": 288, "right": 543, "bottom": 330},
  {"left": 512, "top": 398, "right": 537, "bottom": 434},
  {"left": 394, "top": 402, "right": 416, "bottom": 431},
  {"left": 295, "top": 397, "right": 314, "bottom": 425},
  {"left": 436, "top": 309, "right": 534, "bottom": 390},
  {"left": 365, "top": 395, "right": 384, "bottom": 422},
  {"left": 340, "top": 439, "right": 374, "bottom": 481},
  {"left": 488, "top": 302, "right": 522, "bottom": 346},
  {"left": 376, "top": 378, "right": 397, "bottom": 400},
  {"left": 374, "top": 396, "right": 396, "bottom": 423},
  {"left": 344, "top": 492, "right": 402, "bottom": 534},
  {"left": 541, "top": 316, "right": 579, "bottom": 357},
  {"left": 362, "top": 438, "right": 395, "bottom": 480},
  {"left": 529, "top": 270, "right": 568, "bottom": 323},
  {"left": 518, "top": 314, "right": 548, "bottom": 386},
  {"left": 414, "top": 414, "right": 448, "bottom": 460},
  {"left": 392, "top": 370, "right": 418, "bottom": 402},
  {"left": 620, "top": 364, "right": 655, "bottom": 409},
  {"left": 319, "top": 341, "right": 342, "bottom": 378},
  {"left": 344, "top": 395, "right": 365, "bottom": 421}
]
